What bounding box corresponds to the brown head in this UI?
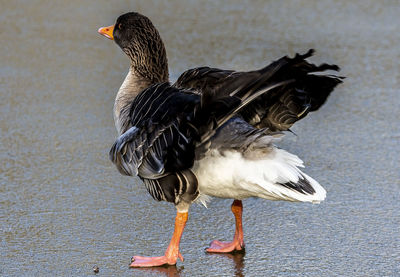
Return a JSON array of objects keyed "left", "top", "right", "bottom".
[{"left": 98, "top": 12, "right": 169, "bottom": 83}]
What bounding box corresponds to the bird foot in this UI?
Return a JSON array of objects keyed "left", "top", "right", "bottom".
[
  {"left": 206, "top": 239, "right": 244, "bottom": 253},
  {"left": 129, "top": 252, "right": 183, "bottom": 268}
]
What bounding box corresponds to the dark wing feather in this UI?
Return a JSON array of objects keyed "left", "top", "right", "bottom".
[
  {"left": 109, "top": 126, "right": 140, "bottom": 176},
  {"left": 174, "top": 49, "right": 343, "bottom": 131},
  {"left": 110, "top": 75, "right": 292, "bottom": 204},
  {"left": 279, "top": 174, "right": 316, "bottom": 195},
  {"left": 175, "top": 67, "right": 260, "bottom": 108},
  {"left": 110, "top": 83, "right": 199, "bottom": 176},
  {"left": 110, "top": 83, "right": 200, "bottom": 204},
  {"left": 143, "top": 170, "right": 198, "bottom": 203}
]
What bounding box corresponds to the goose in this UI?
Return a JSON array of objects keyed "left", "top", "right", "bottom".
[{"left": 98, "top": 12, "right": 342, "bottom": 267}]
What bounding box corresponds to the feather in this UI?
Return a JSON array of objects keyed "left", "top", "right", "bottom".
[{"left": 175, "top": 49, "right": 343, "bottom": 132}]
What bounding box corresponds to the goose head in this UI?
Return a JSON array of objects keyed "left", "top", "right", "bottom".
[{"left": 98, "top": 12, "right": 169, "bottom": 83}]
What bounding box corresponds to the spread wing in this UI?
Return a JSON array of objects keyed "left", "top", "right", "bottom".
[{"left": 174, "top": 49, "right": 343, "bottom": 131}]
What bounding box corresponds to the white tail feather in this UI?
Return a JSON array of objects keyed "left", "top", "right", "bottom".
[{"left": 193, "top": 148, "right": 326, "bottom": 204}]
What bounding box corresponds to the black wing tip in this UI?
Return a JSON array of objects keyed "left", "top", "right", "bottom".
[
  {"left": 293, "top": 49, "right": 344, "bottom": 77},
  {"left": 295, "top": 50, "right": 345, "bottom": 90},
  {"left": 297, "top": 48, "right": 315, "bottom": 59}
]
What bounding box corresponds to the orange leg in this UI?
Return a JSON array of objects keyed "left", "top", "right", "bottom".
[
  {"left": 130, "top": 211, "right": 188, "bottom": 267},
  {"left": 206, "top": 200, "right": 244, "bottom": 253}
]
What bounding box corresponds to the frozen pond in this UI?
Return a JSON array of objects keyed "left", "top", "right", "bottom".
[{"left": 1, "top": 0, "right": 399, "bottom": 276}]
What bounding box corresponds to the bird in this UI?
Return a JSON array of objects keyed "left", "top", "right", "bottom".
[{"left": 98, "top": 12, "right": 342, "bottom": 268}]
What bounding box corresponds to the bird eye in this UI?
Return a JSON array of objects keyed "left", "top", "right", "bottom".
[{"left": 118, "top": 23, "right": 122, "bottom": 29}]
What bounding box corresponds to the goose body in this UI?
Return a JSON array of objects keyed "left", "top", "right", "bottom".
[{"left": 98, "top": 12, "right": 342, "bottom": 267}]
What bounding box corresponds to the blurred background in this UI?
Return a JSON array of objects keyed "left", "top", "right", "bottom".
[{"left": 1, "top": 0, "right": 399, "bottom": 276}]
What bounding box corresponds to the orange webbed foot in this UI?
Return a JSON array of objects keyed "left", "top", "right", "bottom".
[
  {"left": 206, "top": 239, "right": 244, "bottom": 253},
  {"left": 129, "top": 252, "right": 183, "bottom": 268}
]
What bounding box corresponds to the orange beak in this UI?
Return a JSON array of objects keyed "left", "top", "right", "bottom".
[{"left": 98, "top": 25, "right": 114, "bottom": 40}]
